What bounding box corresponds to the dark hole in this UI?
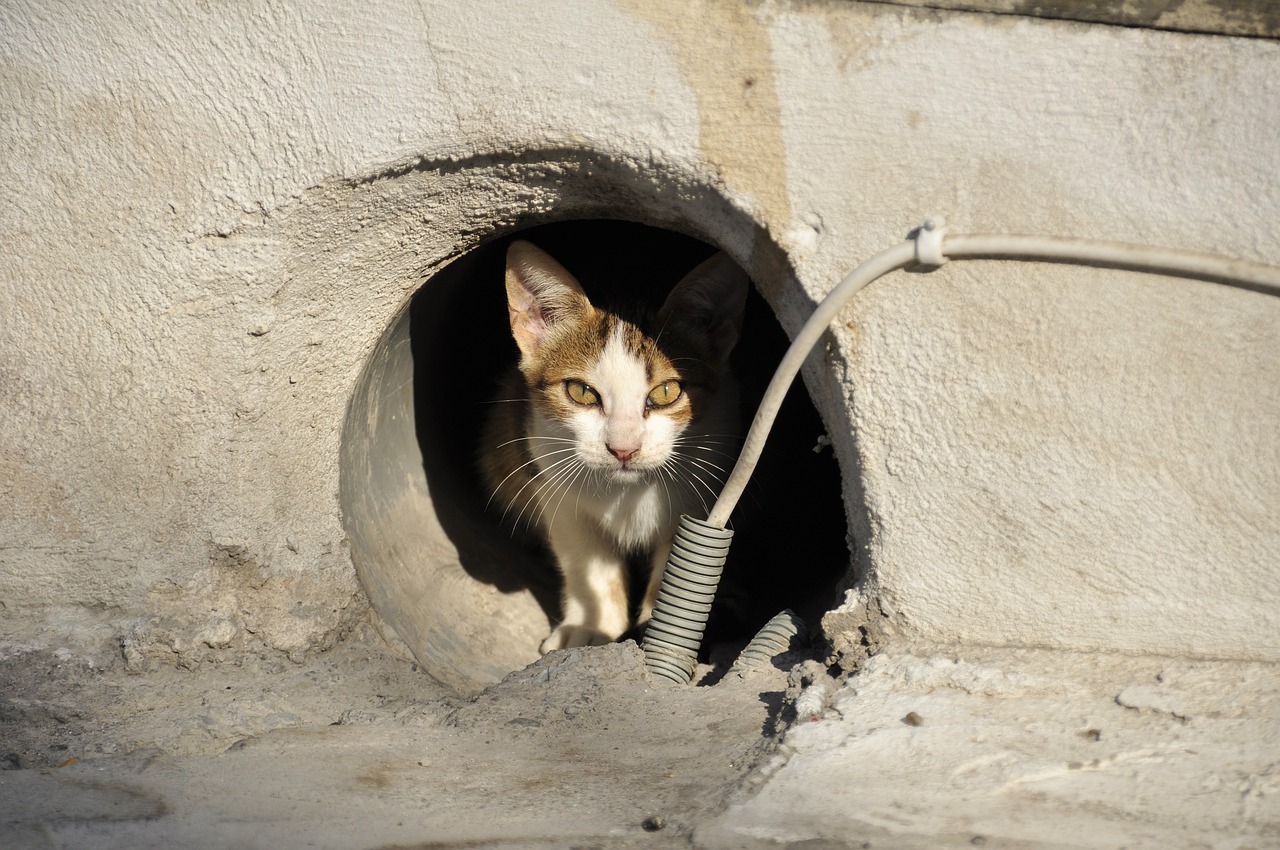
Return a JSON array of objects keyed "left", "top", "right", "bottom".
[{"left": 410, "top": 220, "right": 848, "bottom": 651}]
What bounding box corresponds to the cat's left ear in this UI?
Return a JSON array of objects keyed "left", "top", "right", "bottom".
[
  {"left": 505, "top": 240, "right": 591, "bottom": 361},
  {"left": 659, "top": 252, "right": 749, "bottom": 363}
]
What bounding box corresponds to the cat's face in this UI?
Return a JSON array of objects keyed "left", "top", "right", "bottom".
[
  {"left": 527, "top": 312, "right": 692, "bottom": 480},
  {"left": 504, "top": 241, "right": 748, "bottom": 483}
]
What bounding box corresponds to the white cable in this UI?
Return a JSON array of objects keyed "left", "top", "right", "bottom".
[
  {"left": 705, "top": 227, "right": 1280, "bottom": 529},
  {"left": 705, "top": 239, "right": 918, "bottom": 528},
  {"left": 944, "top": 234, "right": 1280, "bottom": 294}
]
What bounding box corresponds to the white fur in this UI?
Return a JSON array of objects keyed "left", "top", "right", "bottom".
[
  {"left": 528, "top": 330, "right": 689, "bottom": 552},
  {"left": 527, "top": 332, "right": 697, "bottom": 652}
]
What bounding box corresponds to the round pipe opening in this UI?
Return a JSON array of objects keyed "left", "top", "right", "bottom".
[{"left": 340, "top": 219, "right": 848, "bottom": 693}]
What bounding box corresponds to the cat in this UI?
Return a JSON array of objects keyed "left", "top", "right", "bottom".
[{"left": 481, "top": 240, "right": 749, "bottom": 653}]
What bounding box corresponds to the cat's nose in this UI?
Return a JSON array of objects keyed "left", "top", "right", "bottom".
[{"left": 608, "top": 445, "right": 639, "bottom": 465}]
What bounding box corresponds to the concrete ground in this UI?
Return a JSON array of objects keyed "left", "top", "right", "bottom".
[{"left": 2, "top": 625, "right": 1277, "bottom": 849}]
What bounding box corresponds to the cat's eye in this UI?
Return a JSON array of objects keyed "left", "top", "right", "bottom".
[
  {"left": 565, "top": 380, "right": 600, "bottom": 406},
  {"left": 646, "top": 381, "right": 682, "bottom": 408}
]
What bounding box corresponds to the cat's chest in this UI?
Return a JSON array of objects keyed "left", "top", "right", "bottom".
[{"left": 571, "top": 476, "right": 677, "bottom": 552}]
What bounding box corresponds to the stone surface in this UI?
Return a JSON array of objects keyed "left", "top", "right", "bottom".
[
  {"left": 3, "top": 638, "right": 1275, "bottom": 848},
  {"left": 0, "top": 640, "right": 790, "bottom": 849},
  {"left": 699, "top": 648, "right": 1280, "bottom": 849}
]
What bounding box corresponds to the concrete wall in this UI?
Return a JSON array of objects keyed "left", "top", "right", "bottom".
[{"left": 2, "top": 1, "right": 1276, "bottom": 677}]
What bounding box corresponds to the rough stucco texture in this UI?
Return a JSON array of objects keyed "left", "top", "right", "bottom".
[{"left": 1, "top": 0, "right": 1277, "bottom": 664}]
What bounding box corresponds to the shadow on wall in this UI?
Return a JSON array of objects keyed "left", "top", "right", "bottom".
[{"left": 409, "top": 219, "right": 850, "bottom": 648}]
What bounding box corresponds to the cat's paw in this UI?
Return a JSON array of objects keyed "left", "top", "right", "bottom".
[{"left": 540, "top": 624, "right": 613, "bottom": 654}]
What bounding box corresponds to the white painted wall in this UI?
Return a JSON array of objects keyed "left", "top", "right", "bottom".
[{"left": 2, "top": 0, "right": 1276, "bottom": 671}]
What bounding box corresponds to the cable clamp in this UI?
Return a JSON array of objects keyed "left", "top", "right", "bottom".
[{"left": 914, "top": 217, "right": 949, "bottom": 267}]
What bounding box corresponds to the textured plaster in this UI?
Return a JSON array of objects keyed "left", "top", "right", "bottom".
[
  {"left": 761, "top": 8, "right": 1280, "bottom": 661},
  {"left": 699, "top": 648, "right": 1280, "bottom": 848},
  {"left": 1, "top": 0, "right": 1278, "bottom": 677}
]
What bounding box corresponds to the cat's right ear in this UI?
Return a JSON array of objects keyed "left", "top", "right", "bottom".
[
  {"left": 659, "top": 252, "right": 750, "bottom": 364},
  {"left": 505, "top": 241, "right": 590, "bottom": 360}
]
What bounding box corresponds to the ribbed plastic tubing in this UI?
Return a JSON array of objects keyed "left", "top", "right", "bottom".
[
  {"left": 641, "top": 515, "right": 734, "bottom": 684},
  {"left": 729, "top": 609, "right": 807, "bottom": 675}
]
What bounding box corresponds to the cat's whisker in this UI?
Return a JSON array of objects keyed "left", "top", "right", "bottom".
[
  {"left": 588, "top": 465, "right": 609, "bottom": 499},
  {"left": 679, "top": 455, "right": 730, "bottom": 486},
  {"left": 490, "top": 444, "right": 578, "bottom": 474},
  {"left": 667, "top": 460, "right": 712, "bottom": 515},
  {"left": 504, "top": 475, "right": 555, "bottom": 530},
  {"left": 673, "top": 432, "right": 744, "bottom": 445},
  {"left": 682, "top": 452, "right": 729, "bottom": 485},
  {"left": 572, "top": 462, "right": 589, "bottom": 521},
  {"left": 680, "top": 448, "right": 766, "bottom": 515},
  {"left": 525, "top": 463, "right": 567, "bottom": 531},
  {"left": 676, "top": 437, "right": 743, "bottom": 449},
  {"left": 655, "top": 465, "right": 675, "bottom": 513},
  {"left": 486, "top": 447, "right": 579, "bottom": 510},
  {"left": 669, "top": 458, "right": 721, "bottom": 513},
  {"left": 516, "top": 461, "right": 578, "bottom": 532},
  {"left": 672, "top": 436, "right": 744, "bottom": 456},
  {"left": 672, "top": 442, "right": 731, "bottom": 471},
  {"left": 674, "top": 445, "right": 742, "bottom": 471},
  {"left": 685, "top": 464, "right": 729, "bottom": 485},
  {"left": 502, "top": 453, "right": 580, "bottom": 527},
  {"left": 544, "top": 460, "right": 590, "bottom": 531},
  {"left": 673, "top": 448, "right": 731, "bottom": 473},
  {"left": 696, "top": 446, "right": 744, "bottom": 462},
  {"left": 493, "top": 435, "right": 577, "bottom": 450},
  {"left": 676, "top": 470, "right": 725, "bottom": 509},
  {"left": 543, "top": 459, "right": 594, "bottom": 531},
  {"left": 525, "top": 452, "right": 583, "bottom": 502},
  {"left": 678, "top": 476, "right": 712, "bottom": 516}
]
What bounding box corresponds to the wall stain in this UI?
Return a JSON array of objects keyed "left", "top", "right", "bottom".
[{"left": 615, "top": 0, "right": 792, "bottom": 232}]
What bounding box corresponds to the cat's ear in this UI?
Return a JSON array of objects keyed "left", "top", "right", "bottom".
[
  {"left": 504, "top": 241, "right": 590, "bottom": 360},
  {"left": 659, "top": 252, "right": 749, "bottom": 363}
]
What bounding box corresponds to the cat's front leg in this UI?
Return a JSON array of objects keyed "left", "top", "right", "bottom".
[
  {"left": 541, "top": 518, "right": 630, "bottom": 653},
  {"left": 636, "top": 537, "right": 675, "bottom": 627}
]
